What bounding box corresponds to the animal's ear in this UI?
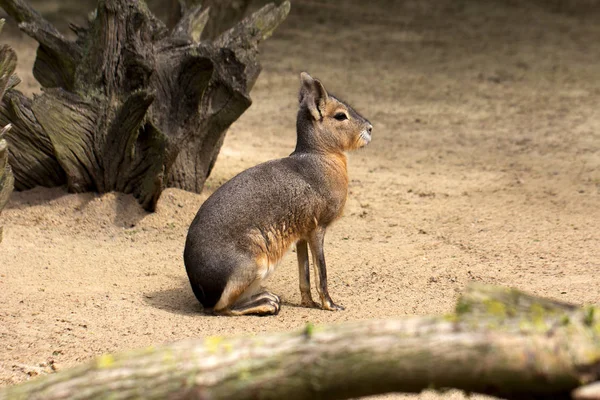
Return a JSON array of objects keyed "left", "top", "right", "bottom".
[{"left": 299, "top": 72, "right": 329, "bottom": 121}]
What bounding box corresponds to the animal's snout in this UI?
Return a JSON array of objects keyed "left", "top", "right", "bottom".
[{"left": 360, "top": 123, "right": 372, "bottom": 146}]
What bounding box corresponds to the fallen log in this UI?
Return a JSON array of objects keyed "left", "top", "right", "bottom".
[
  {"left": 1, "top": 283, "right": 599, "bottom": 400},
  {"left": 0, "top": 0, "right": 289, "bottom": 211}
]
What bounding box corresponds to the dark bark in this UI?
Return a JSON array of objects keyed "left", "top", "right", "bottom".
[
  {"left": 0, "top": 0, "right": 290, "bottom": 211},
  {"left": 1, "top": 284, "right": 600, "bottom": 400},
  {"left": 0, "top": 19, "right": 16, "bottom": 242}
]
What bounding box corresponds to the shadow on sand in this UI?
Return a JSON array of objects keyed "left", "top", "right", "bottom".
[{"left": 143, "top": 282, "right": 207, "bottom": 316}]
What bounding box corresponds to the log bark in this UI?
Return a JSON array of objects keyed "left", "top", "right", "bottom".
[
  {"left": 1, "top": 283, "right": 599, "bottom": 400},
  {"left": 0, "top": 19, "right": 16, "bottom": 242},
  {"left": 0, "top": 0, "right": 290, "bottom": 211}
]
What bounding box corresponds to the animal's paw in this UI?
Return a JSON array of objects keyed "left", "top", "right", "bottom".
[
  {"left": 251, "top": 297, "right": 280, "bottom": 316},
  {"left": 255, "top": 292, "right": 281, "bottom": 315},
  {"left": 322, "top": 301, "right": 345, "bottom": 311},
  {"left": 267, "top": 299, "right": 281, "bottom": 315},
  {"left": 300, "top": 298, "right": 320, "bottom": 309},
  {"left": 258, "top": 291, "right": 280, "bottom": 305}
]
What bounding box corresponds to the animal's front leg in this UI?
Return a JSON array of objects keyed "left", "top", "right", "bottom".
[
  {"left": 308, "top": 228, "right": 344, "bottom": 311},
  {"left": 296, "top": 239, "right": 319, "bottom": 308}
]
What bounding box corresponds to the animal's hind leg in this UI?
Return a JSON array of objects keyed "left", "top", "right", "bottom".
[
  {"left": 223, "top": 291, "right": 281, "bottom": 316},
  {"left": 213, "top": 272, "right": 281, "bottom": 316},
  {"left": 215, "top": 289, "right": 281, "bottom": 316}
]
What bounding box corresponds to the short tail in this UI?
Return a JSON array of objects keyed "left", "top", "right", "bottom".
[{"left": 189, "top": 280, "right": 225, "bottom": 309}]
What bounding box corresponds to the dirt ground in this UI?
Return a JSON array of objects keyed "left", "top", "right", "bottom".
[{"left": 1, "top": 0, "right": 599, "bottom": 398}]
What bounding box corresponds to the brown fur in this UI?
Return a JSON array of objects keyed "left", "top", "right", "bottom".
[{"left": 184, "top": 72, "right": 372, "bottom": 316}]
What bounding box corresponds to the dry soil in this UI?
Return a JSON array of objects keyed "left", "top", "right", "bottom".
[{"left": 1, "top": 1, "right": 599, "bottom": 399}]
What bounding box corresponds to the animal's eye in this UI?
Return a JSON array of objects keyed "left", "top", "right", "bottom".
[{"left": 334, "top": 112, "right": 348, "bottom": 121}]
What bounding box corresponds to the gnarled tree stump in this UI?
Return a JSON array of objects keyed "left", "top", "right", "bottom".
[
  {"left": 0, "top": 19, "right": 16, "bottom": 242},
  {"left": 0, "top": 0, "right": 289, "bottom": 210}
]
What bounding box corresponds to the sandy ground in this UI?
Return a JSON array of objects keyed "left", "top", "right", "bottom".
[{"left": 1, "top": 0, "right": 599, "bottom": 398}]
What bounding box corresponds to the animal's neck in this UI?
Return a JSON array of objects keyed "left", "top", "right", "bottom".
[
  {"left": 294, "top": 115, "right": 342, "bottom": 156},
  {"left": 293, "top": 111, "right": 349, "bottom": 193},
  {"left": 319, "top": 151, "right": 349, "bottom": 223},
  {"left": 325, "top": 152, "right": 348, "bottom": 179},
  {"left": 291, "top": 138, "right": 349, "bottom": 224},
  {"left": 294, "top": 119, "right": 319, "bottom": 154}
]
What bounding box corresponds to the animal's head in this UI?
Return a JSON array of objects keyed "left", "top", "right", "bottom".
[{"left": 297, "top": 72, "right": 372, "bottom": 153}]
